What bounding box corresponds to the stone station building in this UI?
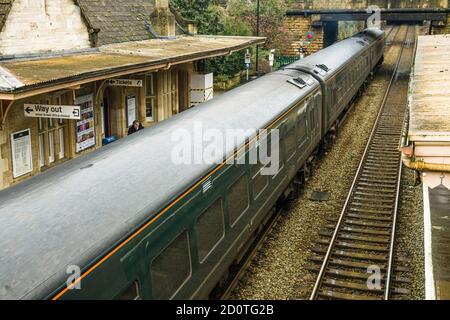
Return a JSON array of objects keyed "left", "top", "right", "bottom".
[{"left": 0, "top": 0, "right": 265, "bottom": 190}]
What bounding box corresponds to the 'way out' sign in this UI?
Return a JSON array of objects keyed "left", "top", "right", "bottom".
[
  {"left": 24, "top": 104, "right": 81, "bottom": 120},
  {"left": 106, "top": 79, "right": 143, "bottom": 87}
]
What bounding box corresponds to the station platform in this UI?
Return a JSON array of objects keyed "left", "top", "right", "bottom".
[
  {"left": 406, "top": 34, "right": 450, "bottom": 189},
  {"left": 405, "top": 34, "right": 450, "bottom": 300},
  {"left": 423, "top": 185, "right": 450, "bottom": 300}
]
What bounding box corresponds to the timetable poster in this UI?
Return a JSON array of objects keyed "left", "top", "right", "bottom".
[
  {"left": 75, "top": 94, "right": 96, "bottom": 153},
  {"left": 127, "top": 96, "right": 137, "bottom": 127},
  {"left": 11, "top": 129, "right": 33, "bottom": 178}
]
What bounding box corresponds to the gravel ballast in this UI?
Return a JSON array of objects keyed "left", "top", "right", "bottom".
[{"left": 230, "top": 38, "right": 425, "bottom": 299}]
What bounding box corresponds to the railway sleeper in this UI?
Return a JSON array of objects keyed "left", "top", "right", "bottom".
[
  {"left": 349, "top": 202, "right": 395, "bottom": 210},
  {"left": 354, "top": 186, "right": 397, "bottom": 194},
  {"left": 371, "top": 140, "right": 400, "bottom": 146},
  {"left": 309, "top": 255, "right": 410, "bottom": 274},
  {"left": 323, "top": 240, "right": 388, "bottom": 252},
  {"left": 346, "top": 213, "right": 393, "bottom": 222},
  {"left": 318, "top": 290, "right": 381, "bottom": 300},
  {"left": 324, "top": 225, "right": 391, "bottom": 236},
  {"left": 365, "top": 152, "right": 399, "bottom": 158},
  {"left": 365, "top": 157, "right": 399, "bottom": 164},
  {"left": 358, "top": 177, "right": 397, "bottom": 188},
  {"left": 360, "top": 161, "right": 399, "bottom": 167},
  {"left": 358, "top": 176, "right": 398, "bottom": 183},
  {"left": 352, "top": 196, "right": 394, "bottom": 204},
  {"left": 323, "top": 268, "right": 410, "bottom": 285},
  {"left": 369, "top": 144, "right": 400, "bottom": 150},
  {"left": 309, "top": 256, "right": 391, "bottom": 271},
  {"left": 312, "top": 246, "right": 388, "bottom": 261},
  {"left": 344, "top": 219, "right": 392, "bottom": 228},
  {"left": 319, "top": 230, "right": 390, "bottom": 242},
  {"left": 348, "top": 207, "right": 392, "bottom": 215},
  {"left": 321, "top": 278, "right": 384, "bottom": 293},
  {"left": 318, "top": 229, "right": 390, "bottom": 242},
  {"left": 367, "top": 148, "right": 400, "bottom": 154},
  {"left": 361, "top": 168, "right": 399, "bottom": 175},
  {"left": 360, "top": 170, "right": 399, "bottom": 177}
]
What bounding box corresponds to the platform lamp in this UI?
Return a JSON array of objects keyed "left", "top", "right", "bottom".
[{"left": 255, "top": 0, "right": 260, "bottom": 76}]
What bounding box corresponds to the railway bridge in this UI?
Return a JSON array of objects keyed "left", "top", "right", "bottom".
[{"left": 283, "top": 0, "right": 450, "bottom": 55}]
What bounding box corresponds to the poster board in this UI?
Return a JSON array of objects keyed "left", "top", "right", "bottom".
[
  {"left": 75, "top": 94, "right": 96, "bottom": 153},
  {"left": 11, "top": 129, "right": 33, "bottom": 178},
  {"left": 126, "top": 96, "right": 137, "bottom": 127}
]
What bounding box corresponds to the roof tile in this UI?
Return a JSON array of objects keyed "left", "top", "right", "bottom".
[{"left": 76, "top": 0, "right": 155, "bottom": 45}]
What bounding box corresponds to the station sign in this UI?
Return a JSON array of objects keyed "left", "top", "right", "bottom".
[
  {"left": 245, "top": 51, "right": 251, "bottom": 65},
  {"left": 305, "top": 31, "right": 315, "bottom": 44},
  {"left": 106, "top": 79, "right": 143, "bottom": 87},
  {"left": 269, "top": 49, "right": 275, "bottom": 67},
  {"left": 24, "top": 104, "right": 81, "bottom": 120}
]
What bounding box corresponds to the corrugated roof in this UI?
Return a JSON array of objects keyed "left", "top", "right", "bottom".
[
  {"left": 0, "top": 35, "right": 266, "bottom": 95},
  {"left": 409, "top": 34, "right": 450, "bottom": 142},
  {"left": 0, "top": 0, "right": 13, "bottom": 32},
  {"left": 75, "top": 0, "right": 155, "bottom": 46}
]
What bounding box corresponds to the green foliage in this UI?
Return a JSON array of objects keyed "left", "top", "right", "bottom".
[
  {"left": 171, "top": 0, "right": 224, "bottom": 34},
  {"left": 172, "top": 0, "right": 288, "bottom": 77}
]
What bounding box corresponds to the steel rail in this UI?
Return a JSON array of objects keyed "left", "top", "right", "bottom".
[{"left": 309, "top": 25, "right": 411, "bottom": 300}]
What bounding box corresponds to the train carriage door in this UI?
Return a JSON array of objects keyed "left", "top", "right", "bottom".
[
  {"left": 312, "top": 92, "right": 322, "bottom": 144},
  {"left": 297, "top": 102, "right": 309, "bottom": 160}
]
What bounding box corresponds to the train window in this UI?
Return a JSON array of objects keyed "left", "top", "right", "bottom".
[
  {"left": 197, "top": 198, "right": 225, "bottom": 261},
  {"left": 228, "top": 174, "right": 250, "bottom": 225},
  {"left": 116, "top": 281, "right": 141, "bottom": 300},
  {"left": 150, "top": 231, "right": 191, "bottom": 300}
]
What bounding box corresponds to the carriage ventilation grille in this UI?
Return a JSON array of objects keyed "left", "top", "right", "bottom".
[
  {"left": 316, "top": 64, "right": 329, "bottom": 72},
  {"left": 313, "top": 64, "right": 330, "bottom": 76},
  {"left": 288, "top": 76, "right": 314, "bottom": 89},
  {"left": 202, "top": 178, "right": 213, "bottom": 193}
]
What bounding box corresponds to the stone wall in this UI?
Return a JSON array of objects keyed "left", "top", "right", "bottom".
[
  {"left": 283, "top": 16, "right": 324, "bottom": 56},
  {"left": 0, "top": 0, "right": 91, "bottom": 57},
  {"left": 289, "top": 0, "right": 448, "bottom": 9},
  {"left": 284, "top": 0, "right": 449, "bottom": 55}
]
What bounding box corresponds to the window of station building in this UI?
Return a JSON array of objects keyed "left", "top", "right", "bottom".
[
  {"left": 145, "top": 74, "right": 157, "bottom": 122},
  {"left": 116, "top": 281, "right": 141, "bottom": 300},
  {"left": 150, "top": 231, "right": 191, "bottom": 300},
  {"left": 37, "top": 97, "right": 68, "bottom": 169},
  {"left": 196, "top": 198, "right": 225, "bottom": 261},
  {"left": 227, "top": 174, "right": 250, "bottom": 225}
]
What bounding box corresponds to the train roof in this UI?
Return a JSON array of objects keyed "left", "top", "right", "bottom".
[
  {"left": 286, "top": 28, "right": 384, "bottom": 81},
  {"left": 0, "top": 68, "right": 320, "bottom": 299}
]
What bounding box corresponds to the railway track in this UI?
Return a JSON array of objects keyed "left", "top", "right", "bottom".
[{"left": 308, "top": 25, "right": 417, "bottom": 300}]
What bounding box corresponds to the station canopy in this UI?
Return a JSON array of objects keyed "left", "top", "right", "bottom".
[{"left": 0, "top": 35, "right": 265, "bottom": 99}]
